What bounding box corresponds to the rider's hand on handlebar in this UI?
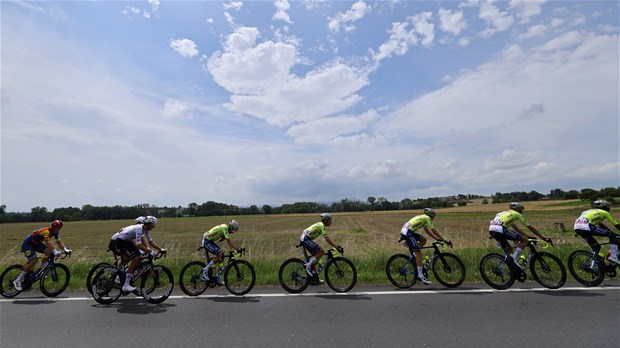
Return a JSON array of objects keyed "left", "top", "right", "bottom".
[
  {"left": 336, "top": 245, "right": 344, "bottom": 253},
  {"left": 52, "top": 249, "right": 62, "bottom": 257},
  {"left": 63, "top": 248, "right": 72, "bottom": 254},
  {"left": 150, "top": 250, "right": 159, "bottom": 257}
]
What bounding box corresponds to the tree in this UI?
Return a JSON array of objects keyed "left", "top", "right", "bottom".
[
  {"left": 579, "top": 188, "right": 599, "bottom": 201},
  {"left": 31, "top": 206, "right": 51, "bottom": 222},
  {"left": 262, "top": 204, "right": 273, "bottom": 214}
]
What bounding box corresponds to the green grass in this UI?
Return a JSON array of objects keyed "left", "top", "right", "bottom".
[{"left": 0, "top": 202, "right": 614, "bottom": 291}]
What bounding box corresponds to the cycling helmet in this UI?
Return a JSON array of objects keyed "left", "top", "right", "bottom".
[
  {"left": 135, "top": 216, "right": 146, "bottom": 224},
  {"left": 144, "top": 216, "right": 158, "bottom": 225},
  {"left": 320, "top": 213, "right": 332, "bottom": 223},
  {"left": 51, "top": 220, "right": 63, "bottom": 229},
  {"left": 509, "top": 202, "right": 524, "bottom": 213},
  {"left": 229, "top": 219, "right": 239, "bottom": 232},
  {"left": 592, "top": 200, "right": 611, "bottom": 212},
  {"left": 423, "top": 208, "right": 436, "bottom": 220}
]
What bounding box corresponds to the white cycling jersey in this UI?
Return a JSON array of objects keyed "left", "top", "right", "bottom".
[{"left": 111, "top": 224, "right": 152, "bottom": 244}]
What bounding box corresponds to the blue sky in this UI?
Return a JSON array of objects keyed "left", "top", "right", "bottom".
[{"left": 1, "top": 0, "right": 619, "bottom": 212}]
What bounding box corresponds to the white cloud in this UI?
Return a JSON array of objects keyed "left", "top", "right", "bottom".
[
  {"left": 328, "top": 0, "right": 371, "bottom": 33},
  {"left": 479, "top": 1, "right": 515, "bottom": 38},
  {"left": 438, "top": 8, "right": 467, "bottom": 35},
  {"left": 410, "top": 12, "right": 435, "bottom": 47},
  {"left": 518, "top": 24, "right": 548, "bottom": 40},
  {"left": 370, "top": 12, "right": 436, "bottom": 62},
  {"left": 509, "top": 0, "right": 546, "bottom": 24},
  {"left": 223, "top": 1, "right": 243, "bottom": 11},
  {"left": 162, "top": 99, "right": 193, "bottom": 120},
  {"left": 273, "top": 0, "right": 292, "bottom": 24},
  {"left": 169, "top": 38, "right": 199, "bottom": 57}
]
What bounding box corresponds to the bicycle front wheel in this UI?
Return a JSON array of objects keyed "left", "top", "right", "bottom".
[
  {"left": 386, "top": 254, "right": 417, "bottom": 289},
  {"left": 325, "top": 257, "right": 357, "bottom": 292},
  {"left": 479, "top": 253, "right": 515, "bottom": 290},
  {"left": 140, "top": 265, "right": 174, "bottom": 304},
  {"left": 86, "top": 262, "right": 113, "bottom": 295},
  {"left": 91, "top": 266, "right": 122, "bottom": 304},
  {"left": 568, "top": 250, "right": 604, "bottom": 287},
  {"left": 179, "top": 261, "right": 208, "bottom": 296},
  {"left": 40, "top": 263, "right": 70, "bottom": 297},
  {"left": 224, "top": 260, "right": 256, "bottom": 295},
  {"left": 530, "top": 252, "right": 566, "bottom": 289},
  {"left": 278, "top": 258, "right": 310, "bottom": 293},
  {"left": 0, "top": 265, "right": 23, "bottom": 298},
  {"left": 432, "top": 253, "right": 466, "bottom": 288}
]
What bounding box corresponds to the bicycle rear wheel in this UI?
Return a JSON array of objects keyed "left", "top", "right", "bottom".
[
  {"left": 278, "top": 258, "right": 310, "bottom": 293},
  {"left": 224, "top": 260, "right": 256, "bottom": 295},
  {"left": 40, "top": 263, "right": 70, "bottom": 297},
  {"left": 568, "top": 250, "right": 604, "bottom": 287},
  {"left": 86, "top": 262, "right": 112, "bottom": 295},
  {"left": 140, "top": 265, "right": 174, "bottom": 304},
  {"left": 91, "top": 266, "right": 122, "bottom": 304},
  {"left": 479, "top": 253, "right": 515, "bottom": 290},
  {"left": 386, "top": 254, "right": 417, "bottom": 289},
  {"left": 432, "top": 253, "right": 466, "bottom": 288},
  {"left": 0, "top": 265, "right": 23, "bottom": 298},
  {"left": 179, "top": 261, "right": 208, "bottom": 296},
  {"left": 325, "top": 257, "right": 357, "bottom": 292},
  {"left": 530, "top": 252, "right": 566, "bottom": 289}
]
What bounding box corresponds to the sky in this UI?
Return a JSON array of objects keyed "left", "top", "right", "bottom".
[{"left": 1, "top": 0, "right": 619, "bottom": 213}]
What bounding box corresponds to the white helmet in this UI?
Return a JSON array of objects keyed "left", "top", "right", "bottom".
[
  {"left": 135, "top": 216, "right": 146, "bottom": 224},
  {"left": 144, "top": 216, "right": 158, "bottom": 225},
  {"left": 229, "top": 219, "right": 239, "bottom": 232},
  {"left": 320, "top": 213, "right": 332, "bottom": 223}
]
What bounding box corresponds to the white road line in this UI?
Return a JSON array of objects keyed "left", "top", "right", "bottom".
[{"left": 1, "top": 286, "right": 618, "bottom": 302}]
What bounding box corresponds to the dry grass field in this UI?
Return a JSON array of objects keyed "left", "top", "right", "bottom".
[{"left": 0, "top": 199, "right": 606, "bottom": 287}]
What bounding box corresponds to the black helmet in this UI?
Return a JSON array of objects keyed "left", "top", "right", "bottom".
[{"left": 592, "top": 200, "right": 611, "bottom": 212}]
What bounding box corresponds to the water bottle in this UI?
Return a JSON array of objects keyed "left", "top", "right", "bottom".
[
  {"left": 598, "top": 251, "right": 605, "bottom": 261},
  {"left": 518, "top": 253, "right": 526, "bottom": 266},
  {"left": 422, "top": 255, "right": 429, "bottom": 266}
]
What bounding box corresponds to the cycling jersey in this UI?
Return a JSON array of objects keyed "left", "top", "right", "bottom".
[
  {"left": 300, "top": 222, "right": 327, "bottom": 241},
  {"left": 111, "top": 224, "right": 152, "bottom": 245},
  {"left": 400, "top": 214, "right": 434, "bottom": 235},
  {"left": 28, "top": 227, "right": 60, "bottom": 244},
  {"left": 574, "top": 209, "right": 619, "bottom": 231},
  {"left": 204, "top": 224, "right": 229, "bottom": 242},
  {"left": 489, "top": 210, "right": 529, "bottom": 233}
]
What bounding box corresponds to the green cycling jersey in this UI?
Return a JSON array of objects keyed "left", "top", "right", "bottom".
[
  {"left": 204, "top": 224, "right": 229, "bottom": 241},
  {"left": 301, "top": 222, "right": 327, "bottom": 240},
  {"left": 491, "top": 210, "right": 530, "bottom": 227},
  {"left": 406, "top": 214, "right": 435, "bottom": 231},
  {"left": 575, "top": 209, "right": 619, "bottom": 226}
]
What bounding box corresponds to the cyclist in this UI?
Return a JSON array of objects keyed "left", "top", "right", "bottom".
[
  {"left": 400, "top": 208, "right": 450, "bottom": 285},
  {"left": 301, "top": 213, "right": 342, "bottom": 276},
  {"left": 489, "top": 202, "right": 551, "bottom": 268},
  {"left": 108, "top": 216, "right": 165, "bottom": 292},
  {"left": 200, "top": 220, "right": 240, "bottom": 285},
  {"left": 574, "top": 200, "right": 620, "bottom": 265},
  {"left": 13, "top": 220, "right": 72, "bottom": 291}
]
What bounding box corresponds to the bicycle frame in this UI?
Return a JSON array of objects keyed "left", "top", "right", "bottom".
[
  {"left": 199, "top": 247, "right": 246, "bottom": 282},
  {"left": 21, "top": 253, "right": 69, "bottom": 289}
]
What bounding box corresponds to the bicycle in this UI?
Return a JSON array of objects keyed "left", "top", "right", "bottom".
[
  {"left": 386, "top": 240, "right": 466, "bottom": 288},
  {"left": 86, "top": 251, "right": 144, "bottom": 296},
  {"left": 90, "top": 250, "right": 173, "bottom": 304},
  {"left": 568, "top": 234, "right": 619, "bottom": 287},
  {"left": 480, "top": 237, "right": 566, "bottom": 290},
  {"left": 0, "top": 252, "right": 71, "bottom": 298},
  {"left": 278, "top": 244, "right": 357, "bottom": 293},
  {"left": 178, "top": 247, "right": 255, "bottom": 296}
]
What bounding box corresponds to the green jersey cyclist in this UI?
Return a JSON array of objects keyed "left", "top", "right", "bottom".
[
  {"left": 400, "top": 208, "right": 450, "bottom": 285},
  {"left": 488, "top": 202, "right": 551, "bottom": 268},
  {"left": 200, "top": 220, "right": 240, "bottom": 285},
  {"left": 573, "top": 200, "right": 620, "bottom": 265},
  {"left": 301, "top": 213, "right": 342, "bottom": 276}
]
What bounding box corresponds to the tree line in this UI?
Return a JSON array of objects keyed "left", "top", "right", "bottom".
[{"left": 0, "top": 187, "right": 618, "bottom": 224}]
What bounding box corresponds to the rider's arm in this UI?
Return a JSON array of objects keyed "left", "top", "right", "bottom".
[
  {"left": 225, "top": 238, "right": 238, "bottom": 250},
  {"left": 426, "top": 227, "right": 445, "bottom": 241},
  {"left": 148, "top": 240, "right": 164, "bottom": 252},
  {"left": 133, "top": 237, "right": 150, "bottom": 253},
  {"left": 324, "top": 235, "right": 338, "bottom": 249},
  {"left": 526, "top": 225, "right": 548, "bottom": 240}
]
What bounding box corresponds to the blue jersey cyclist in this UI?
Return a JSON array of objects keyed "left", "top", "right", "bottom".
[
  {"left": 301, "top": 213, "right": 342, "bottom": 276},
  {"left": 13, "top": 220, "right": 72, "bottom": 291},
  {"left": 488, "top": 202, "right": 551, "bottom": 268},
  {"left": 574, "top": 200, "right": 620, "bottom": 265},
  {"left": 200, "top": 220, "right": 240, "bottom": 285},
  {"left": 400, "top": 208, "right": 450, "bottom": 285}
]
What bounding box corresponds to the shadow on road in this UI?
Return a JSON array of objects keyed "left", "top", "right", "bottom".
[{"left": 91, "top": 299, "right": 177, "bottom": 315}]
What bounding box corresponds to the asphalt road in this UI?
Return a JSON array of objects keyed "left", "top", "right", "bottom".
[{"left": 1, "top": 282, "right": 619, "bottom": 348}]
